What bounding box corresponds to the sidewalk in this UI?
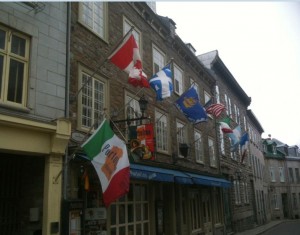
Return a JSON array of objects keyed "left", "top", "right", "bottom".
[{"left": 235, "top": 220, "right": 286, "bottom": 235}]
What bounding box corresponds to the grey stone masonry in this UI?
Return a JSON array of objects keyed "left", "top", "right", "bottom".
[{"left": 0, "top": 2, "right": 68, "bottom": 120}]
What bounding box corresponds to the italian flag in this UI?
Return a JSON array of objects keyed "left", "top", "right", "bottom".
[{"left": 81, "top": 119, "right": 130, "bottom": 207}]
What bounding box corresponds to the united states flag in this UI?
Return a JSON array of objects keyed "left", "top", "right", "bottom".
[{"left": 205, "top": 103, "right": 225, "bottom": 118}]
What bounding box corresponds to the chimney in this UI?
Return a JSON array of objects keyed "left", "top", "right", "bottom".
[{"left": 268, "top": 134, "right": 272, "bottom": 140}]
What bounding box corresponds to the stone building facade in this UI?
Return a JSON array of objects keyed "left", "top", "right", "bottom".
[
  {"left": 198, "top": 50, "right": 255, "bottom": 233},
  {"left": 0, "top": 2, "right": 71, "bottom": 234},
  {"left": 246, "top": 109, "right": 269, "bottom": 226},
  {"left": 65, "top": 2, "right": 230, "bottom": 235}
]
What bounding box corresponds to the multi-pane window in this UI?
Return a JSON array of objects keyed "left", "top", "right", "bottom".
[
  {"left": 234, "top": 180, "right": 241, "bottom": 205},
  {"left": 177, "top": 120, "right": 187, "bottom": 158},
  {"left": 272, "top": 145, "right": 277, "bottom": 154},
  {"left": 155, "top": 110, "right": 168, "bottom": 153},
  {"left": 293, "top": 193, "right": 298, "bottom": 209},
  {"left": 123, "top": 19, "right": 141, "bottom": 49},
  {"left": 270, "top": 167, "right": 275, "bottom": 182},
  {"left": 194, "top": 130, "right": 204, "bottom": 163},
  {"left": 79, "top": 68, "right": 107, "bottom": 130},
  {"left": 295, "top": 168, "right": 300, "bottom": 183},
  {"left": 279, "top": 167, "right": 285, "bottom": 182},
  {"left": 189, "top": 191, "right": 201, "bottom": 232},
  {"left": 125, "top": 94, "right": 141, "bottom": 127},
  {"left": 79, "top": 2, "right": 107, "bottom": 39},
  {"left": 215, "top": 85, "right": 220, "bottom": 103},
  {"left": 110, "top": 182, "right": 149, "bottom": 235},
  {"left": 272, "top": 194, "right": 279, "bottom": 209},
  {"left": 0, "top": 26, "right": 29, "bottom": 107},
  {"left": 152, "top": 46, "right": 165, "bottom": 73},
  {"left": 244, "top": 182, "right": 249, "bottom": 203},
  {"left": 289, "top": 167, "right": 294, "bottom": 183},
  {"left": 219, "top": 126, "right": 225, "bottom": 155},
  {"left": 208, "top": 138, "right": 216, "bottom": 167},
  {"left": 173, "top": 63, "right": 183, "bottom": 95},
  {"left": 190, "top": 78, "right": 199, "bottom": 97}
]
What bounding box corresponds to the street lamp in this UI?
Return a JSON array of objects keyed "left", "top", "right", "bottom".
[{"left": 112, "top": 94, "right": 149, "bottom": 125}]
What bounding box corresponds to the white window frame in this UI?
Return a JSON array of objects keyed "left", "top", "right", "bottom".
[
  {"left": 215, "top": 85, "right": 220, "bottom": 103},
  {"left": 79, "top": 2, "right": 108, "bottom": 40},
  {"left": 123, "top": 17, "right": 142, "bottom": 51},
  {"left": 78, "top": 65, "right": 108, "bottom": 131},
  {"left": 190, "top": 78, "right": 200, "bottom": 97},
  {"left": 270, "top": 167, "right": 276, "bottom": 182},
  {"left": 177, "top": 120, "right": 187, "bottom": 158},
  {"left": 194, "top": 130, "right": 204, "bottom": 163},
  {"left": 110, "top": 182, "right": 150, "bottom": 235},
  {"left": 152, "top": 45, "right": 165, "bottom": 74},
  {"left": 208, "top": 137, "right": 216, "bottom": 167},
  {"left": 273, "top": 193, "right": 279, "bottom": 209},
  {"left": 279, "top": 167, "right": 285, "bottom": 182},
  {"left": 155, "top": 110, "right": 169, "bottom": 153},
  {"left": 173, "top": 63, "right": 183, "bottom": 95},
  {"left": 0, "top": 25, "right": 30, "bottom": 108},
  {"left": 219, "top": 126, "right": 225, "bottom": 155},
  {"left": 125, "top": 93, "right": 142, "bottom": 127}
]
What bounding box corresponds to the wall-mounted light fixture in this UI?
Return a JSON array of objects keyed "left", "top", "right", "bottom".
[{"left": 112, "top": 94, "right": 149, "bottom": 125}]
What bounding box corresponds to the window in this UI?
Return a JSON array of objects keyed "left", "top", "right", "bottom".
[
  {"left": 208, "top": 138, "right": 216, "bottom": 167},
  {"left": 0, "top": 26, "right": 30, "bottom": 107},
  {"left": 272, "top": 145, "right": 277, "bottom": 154},
  {"left": 189, "top": 191, "right": 201, "bottom": 232},
  {"left": 295, "top": 168, "right": 300, "bottom": 183},
  {"left": 177, "top": 120, "right": 187, "bottom": 158},
  {"left": 155, "top": 110, "right": 168, "bottom": 153},
  {"left": 194, "top": 130, "right": 204, "bottom": 163},
  {"left": 190, "top": 78, "right": 199, "bottom": 96},
  {"left": 293, "top": 193, "right": 298, "bottom": 209},
  {"left": 289, "top": 167, "right": 294, "bottom": 183},
  {"left": 110, "top": 182, "right": 149, "bottom": 235},
  {"left": 244, "top": 182, "right": 249, "bottom": 203},
  {"left": 215, "top": 85, "right": 220, "bottom": 103},
  {"left": 79, "top": 2, "right": 107, "bottom": 40},
  {"left": 123, "top": 18, "right": 141, "bottom": 49},
  {"left": 234, "top": 180, "right": 241, "bottom": 205},
  {"left": 219, "top": 126, "right": 225, "bottom": 155},
  {"left": 273, "top": 194, "right": 279, "bottom": 209},
  {"left": 279, "top": 167, "right": 285, "bottom": 182},
  {"left": 174, "top": 63, "right": 183, "bottom": 95},
  {"left": 79, "top": 66, "right": 107, "bottom": 130},
  {"left": 270, "top": 167, "right": 275, "bottom": 182},
  {"left": 125, "top": 94, "right": 141, "bottom": 127},
  {"left": 152, "top": 46, "right": 165, "bottom": 74}
]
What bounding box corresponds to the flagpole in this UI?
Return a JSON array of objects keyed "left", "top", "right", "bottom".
[{"left": 71, "top": 26, "right": 135, "bottom": 102}]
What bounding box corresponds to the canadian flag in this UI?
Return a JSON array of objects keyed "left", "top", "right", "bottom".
[{"left": 108, "top": 33, "right": 150, "bottom": 88}]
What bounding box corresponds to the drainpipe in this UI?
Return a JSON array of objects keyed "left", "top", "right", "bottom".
[{"left": 63, "top": 2, "right": 71, "bottom": 200}]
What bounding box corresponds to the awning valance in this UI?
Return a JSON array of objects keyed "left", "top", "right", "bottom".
[{"left": 130, "top": 163, "right": 231, "bottom": 188}]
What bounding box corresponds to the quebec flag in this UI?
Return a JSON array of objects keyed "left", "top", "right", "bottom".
[
  {"left": 175, "top": 85, "right": 208, "bottom": 124},
  {"left": 149, "top": 65, "right": 173, "bottom": 101}
]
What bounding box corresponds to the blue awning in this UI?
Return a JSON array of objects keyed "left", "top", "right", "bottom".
[
  {"left": 130, "top": 163, "right": 231, "bottom": 188},
  {"left": 186, "top": 172, "right": 232, "bottom": 188},
  {"left": 130, "top": 163, "right": 193, "bottom": 184}
]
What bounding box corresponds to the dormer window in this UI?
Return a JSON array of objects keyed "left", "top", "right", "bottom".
[
  {"left": 272, "top": 145, "right": 277, "bottom": 154},
  {"left": 263, "top": 144, "right": 267, "bottom": 152}
]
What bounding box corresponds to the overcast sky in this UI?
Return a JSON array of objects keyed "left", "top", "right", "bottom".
[{"left": 156, "top": 1, "right": 300, "bottom": 146}]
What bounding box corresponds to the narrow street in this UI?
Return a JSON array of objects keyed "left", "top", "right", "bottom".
[{"left": 262, "top": 220, "right": 300, "bottom": 235}]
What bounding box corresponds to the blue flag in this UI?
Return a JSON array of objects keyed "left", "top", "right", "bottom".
[
  {"left": 149, "top": 64, "right": 173, "bottom": 101},
  {"left": 175, "top": 85, "right": 207, "bottom": 124},
  {"left": 228, "top": 125, "right": 241, "bottom": 152}
]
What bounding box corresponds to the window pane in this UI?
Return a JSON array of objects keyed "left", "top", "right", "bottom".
[
  {"left": 11, "top": 35, "right": 26, "bottom": 57},
  {"left": 8, "top": 59, "right": 24, "bottom": 103},
  {"left": 0, "top": 55, "right": 3, "bottom": 95},
  {"left": 0, "top": 29, "right": 6, "bottom": 49}
]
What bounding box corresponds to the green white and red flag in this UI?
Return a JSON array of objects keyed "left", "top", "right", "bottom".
[{"left": 81, "top": 119, "right": 130, "bottom": 207}]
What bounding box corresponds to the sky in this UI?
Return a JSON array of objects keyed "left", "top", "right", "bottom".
[{"left": 156, "top": 1, "right": 300, "bottom": 146}]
